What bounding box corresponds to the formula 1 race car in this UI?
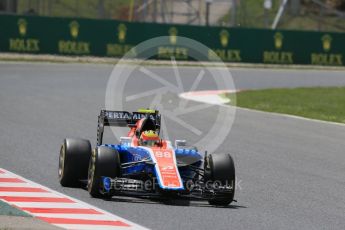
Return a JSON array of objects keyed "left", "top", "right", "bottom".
[{"left": 58, "top": 109, "right": 235, "bottom": 206}]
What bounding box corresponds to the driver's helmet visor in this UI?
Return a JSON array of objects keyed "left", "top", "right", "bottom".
[{"left": 142, "top": 140, "right": 158, "bottom": 147}]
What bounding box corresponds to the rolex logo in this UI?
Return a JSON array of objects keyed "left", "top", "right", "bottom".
[
  {"left": 321, "top": 34, "right": 332, "bottom": 52},
  {"left": 18, "top": 18, "right": 27, "bottom": 36},
  {"left": 169, "top": 27, "right": 178, "bottom": 45},
  {"left": 220, "top": 29, "right": 229, "bottom": 47},
  {"left": 118, "top": 24, "right": 127, "bottom": 43},
  {"left": 274, "top": 32, "right": 283, "bottom": 50},
  {"left": 69, "top": 21, "right": 79, "bottom": 39}
]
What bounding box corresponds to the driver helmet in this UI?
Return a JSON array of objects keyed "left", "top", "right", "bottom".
[{"left": 140, "top": 130, "right": 159, "bottom": 147}]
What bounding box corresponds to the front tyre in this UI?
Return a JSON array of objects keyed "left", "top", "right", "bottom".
[
  {"left": 58, "top": 138, "right": 91, "bottom": 187},
  {"left": 87, "top": 146, "right": 121, "bottom": 198},
  {"left": 205, "top": 153, "right": 235, "bottom": 206}
]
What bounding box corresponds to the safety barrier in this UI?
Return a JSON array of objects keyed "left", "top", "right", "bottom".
[{"left": 0, "top": 14, "right": 344, "bottom": 66}]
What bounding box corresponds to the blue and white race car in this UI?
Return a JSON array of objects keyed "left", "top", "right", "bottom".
[{"left": 58, "top": 109, "right": 235, "bottom": 206}]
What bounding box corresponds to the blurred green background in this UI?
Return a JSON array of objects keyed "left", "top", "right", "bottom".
[{"left": 0, "top": 0, "right": 345, "bottom": 32}]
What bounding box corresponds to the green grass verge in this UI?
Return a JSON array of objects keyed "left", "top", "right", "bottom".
[
  {"left": 227, "top": 87, "right": 345, "bottom": 123},
  {"left": 0, "top": 200, "right": 30, "bottom": 217},
  {"left": 219, "top": 0, "right": 345, "bottom": 32},
  {"left": 17, "top": 0, "right": 130, "bottom": 20}
]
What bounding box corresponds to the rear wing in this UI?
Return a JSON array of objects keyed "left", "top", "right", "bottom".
[{"left": 97, "top": 110, "right": 161, "bottom": 145}]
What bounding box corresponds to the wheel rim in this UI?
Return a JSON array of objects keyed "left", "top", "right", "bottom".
[{"left": 58, "top": 145, "right": 65, "bottom": 179}]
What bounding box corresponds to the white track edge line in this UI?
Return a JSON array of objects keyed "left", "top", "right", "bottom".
[
  {"left": 54, "top": 224, "right": 132, "bottom": 230},
  {"left": 179, "top": 91, "right": 345, "bottom": 128}
]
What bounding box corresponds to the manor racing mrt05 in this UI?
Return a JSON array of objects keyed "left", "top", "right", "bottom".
[{"left": 58, "top": 109, "right": 236, "bottom": 206}]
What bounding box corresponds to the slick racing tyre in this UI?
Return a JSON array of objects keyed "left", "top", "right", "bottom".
[
  {"left": 59, "top": 138, "right": 91, "bottom": 187},
  {"left": 87, "top": 146, "right": 121, "bottom": 198},
  {"left": 204, "top": 153, "right": 235, "bottom": 206}
]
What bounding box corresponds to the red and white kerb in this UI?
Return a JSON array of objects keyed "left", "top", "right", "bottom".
[{"left": 0, "top": 168, "right": 148, "bottom": 230}]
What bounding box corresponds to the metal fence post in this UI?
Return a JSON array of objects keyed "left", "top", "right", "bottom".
[
  {"left": 231, "top": 0, "right": 237, "bottom": 27},
  {"left": 153, "top": 0, "right": 157, "bottom": 23},
  {"left": 205, "top": 0, "right": 212, "bottom": 26},
  {"left": 98, "top": 0, "right": 105, "bottom": 19}
]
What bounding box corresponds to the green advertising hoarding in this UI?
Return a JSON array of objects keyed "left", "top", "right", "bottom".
[{"left": 0, "top": 14, "right": 344, "bottom": 66}]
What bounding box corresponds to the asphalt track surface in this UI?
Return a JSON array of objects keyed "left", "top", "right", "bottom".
[{"left": 1, "top": 62, "right": 345, "bottom": 230}]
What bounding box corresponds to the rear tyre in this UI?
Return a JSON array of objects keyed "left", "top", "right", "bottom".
[
  {"left": 58, "top": 138, "right": 91, "bottom": 187},
  {"left": 205, "top": 153, "right": 235, "bottom": 206},
  {"left": 87, "top": 146, "right": 121, "bottom": 198}
]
